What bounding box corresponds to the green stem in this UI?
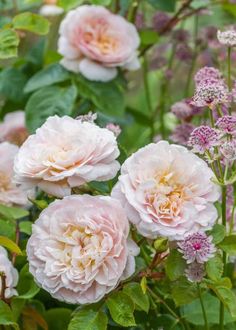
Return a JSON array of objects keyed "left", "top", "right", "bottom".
[
  {"left": 142, "top": 55, "right": 155, "bottom": 141},
  {"left": 185, "top": 14, "right": 199, "bottom": 97},
  {"left": 209, "top": 108, "right": 215, "bottom": 127},
  {"left": 197, "top": 284, "right": 209, "bottom": 330},
  {"left": 227, "top": 47, "right": 232, "bottom": 114},
  {"left": 219, "top": 185, "right": 227, "bottom": 330}
]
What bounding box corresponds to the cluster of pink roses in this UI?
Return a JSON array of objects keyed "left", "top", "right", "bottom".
[{"left": 8, "top": 113, "right": 219, "bottom": 304}]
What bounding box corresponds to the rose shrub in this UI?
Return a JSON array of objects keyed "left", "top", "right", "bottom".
[{"left": 0, "top": 1, "right": 236, "bottom": 330}]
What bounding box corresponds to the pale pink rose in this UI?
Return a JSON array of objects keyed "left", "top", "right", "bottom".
[
  {"left": 0, "top": 111, "right": 28, "bottom": 146},
  {"left": 14, "top": 115, "right": 120, "bottom": 198},
  {"left": 58, "top": 5, "right": 140, "bottom": 82},
  {"left": 0, "top": 142, "right": 31, "bottom": 206},
  {"left": 27, "top": 195, "right": 139, "bottom": 304},
  {"left": 112, "top": 141, "right": 220, "bottom": 241},
  {"left": 0, "top": 247, "right": 19, "bottom": 298}
]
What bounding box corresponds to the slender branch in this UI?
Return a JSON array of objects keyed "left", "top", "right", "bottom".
[
  {"left": 0, "top": 272, "right": 6, "bottom": 301},
  {"left": 12, "top": 220, "right": 20, "bottom": 265}
]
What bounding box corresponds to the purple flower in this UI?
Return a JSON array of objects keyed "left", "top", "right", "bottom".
[
  {"left": 178, "top": 232, "right": 216, "bottom": 264},
  {"left": 185, "top": 262, "right": 205, "bottom": 282},
  {"left": 192, "top": 80, "right": 229, "bottom": 108},
  {"left": 172, "top": 29, "right": 189, "bottom": 43},
  {"left": 216, "top": 115, "right": 236, "bottom": 136},
  {"left": 175, "top": 43, "right": 193, "bottom": 62},
  {"left": 217, "top": 29, "right": 236, "bottom": 47},
  {"left": 171, "top": 123, "right": 195, "bottom": 146},
  {"left": 76, "top": 111, "right": 97, "bottom": 123},
  {"left": 135, "top": 13, "right": 145, "bottom": 30},
  {"left": 188, "top": 126, "right": 220, "bottom": 154},
  {"left": 106, "top": 123, "right": 121, "bottom": 137},
  {"left": 171, "top": 101, "right": 193, "bottom": 120},
  {"left": 152, "top": 11, "right": 170, "bottom": 33},
  {"left": 194, "top": 66, "right": 223, "bottom": 86},
  {"left": 220, "top": 140, "right": 236, "bottom": 161}
]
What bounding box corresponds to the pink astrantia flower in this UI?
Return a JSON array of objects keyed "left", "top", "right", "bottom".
[
  {"left": 216, "top": 115, "right": 236, "bottom": 136},
  {"left": 0, "top": 247, "right": 18, "bottom": 298},
  {"left": 194, "top": 66, "right": 223, "bottom": 86},
  {"left": 192, "top": 80, "right": 229, "bottom": 108},
  {"left": 217, "top": 29, "right": 236, "bottom": 47},
  {"left": 112, "top": 141, "right": 220, "bottom": 241},
  {"left": 171, "top": 123, "right": 195, "bottom": 146},
  {"left": 0, "top": 111, "right": 28, "bottom": 146},
  {"left": 0, "top": 142, "right": 32, "bottom": 206},
  {"left": 178, "top": 232, "right": 216, "bottom": 264},
  {"left": 220, "top": 140, "right": 236, "bottom": 160},
  {"left": 58, "top": 5, "right": 140, "bottom": 82},
  {"left": 185, "top": 262, "right": 205, "bottom": 282},
  {"left": 76, "top": 111, "right": 97, "bottom": 123},
  {"left": 188, "top": 126, "right": 220, "bottom": 154},
  {"left": 106, "top": 123, "right": 121, "bottom": 137},
  {"left": 171, "top": 101, "right": 193, "bottom": 120},
  {"left": 14, "top": 115, "right": 120, "bottom": 198},
  {"left": 27, "top": 195, "right": 139, "bottom": 304}
]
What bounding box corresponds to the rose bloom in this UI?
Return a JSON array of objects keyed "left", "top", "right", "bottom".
[
  {"left": 27, "top": 195, "right": 139, "bottom": 304},
  {"left": 0, "top": 142, "right": 31, "bottom": 206},
  {"left": 0, "top": 111, "right": 28, "bottom": 146},
  {"left": 0, "top": 247, "right": 19, "bottom": 298},
  {"left": 58, "top": 5, "right": 140, "bottom": 82},
  {"left": 112, "top": 141, "right": 220, "bottom": 241},
  {"left": 14, "top": 115, "right": 120, "bottom": 198}
]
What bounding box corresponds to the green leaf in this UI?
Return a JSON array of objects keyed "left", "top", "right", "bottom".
[
  {"left": 181, "top": 292, "right": 234, "bottom": 325},
  {"left": 17, "top": 264, "right": 40, "bottom": 299},
  {"left": 0, "top": 29, "right": 19, "bottom": 59},
  {"left": 19, "top": 221, "right": 32, "bottom": 235},
  {"left": 58, "top": 0, "right": 83, "bottom": 11},
  {"left": 219, "top": 235, "right": 236, "bottom": 255},
  {"left": 76, "top": 75, "right": 125, "bottom": 117},
  {"left": 206, "top": 253, "right": 223, "bottom": 281},
  {"left": 155, "top": 314, "right": 181, "bottom": 330},
  {"left": 0, "top": 236, "right": 22, "bottom": 255},
  {"left": 171, "top": 278, "right": 198, "bottom": 306},
  {"left": 0, "top": 219, "right": 15, "bottom": 240},
  {"left": 213, "top": 287, "right": 236, "bottom": 318},
  {"left": 165, "top": 250, "right": 186, "bottom": 281},
  {"left": 0, "top": 204, "right": 29, "bottom": 220},
  {"left": 207, "top": 224, "right": 226, "bottom": 244},
  {"left": 45, "top": 308, "right": 72, "bottom": 330},
  {"left": 126, "top": 107, "right": 152, "bottom": 126},
  {"left": 0, "top": 300, "right": 19, "bottom": 329},
  {"left": 106, "top": 292, "right": 136, "bottom": 327},
  {"left": 154, "top": 237, "right": 168, "bottom": 253},
  {"left": 13, "top": 12, "right": 50, "bottom": 35},
  {"left": 123, "top": 283, "right": 150, "bottom": 313},
  {"left": 68, "top": 306, "right": 107, "bottom": 330},
  {"left": 147, "top": 0, "right": 176, "bottom": 12},
  {"left": 0, "top": 68, "right": 28, "bottom": 102},
  {"left": 11, "top": 298, "right": 26, "bottom": 322},
  {"left": 24, "top": 63, "right": 71, "bottom": 93},
  {"left": 140, "top": 276, "right": 147, "bottom": 294},
  {"left": 140, "top": 30, "right": 159, "bottom": 45},
  {"left": 25, "top": 85, "right": 77, "bottom": 132},
  {"left": 90, "top": 0, "right": 111, "bottom": 5}
]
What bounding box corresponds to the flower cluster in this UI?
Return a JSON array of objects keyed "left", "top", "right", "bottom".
[
  {"left": 217, "top": 29, "right": 236, "bottom": 47},
  {"left": 188, "top": 126, "right": 220, "bottom": 154}
]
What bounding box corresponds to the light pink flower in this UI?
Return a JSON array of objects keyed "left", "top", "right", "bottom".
[
  {"left": 0, "top": 142, "right": 31, "bottom": 206},
  {"left": 39, "top": 4, "right": 64, "bottom": 16},
  {"left": 0, "top": 247, "right": 18, "bottom": 298},
  {"left": 0, "top": 111, "right": 28, "bottom": 146},
  {"left": 112, "top": 141, "right": 220, "bottom": 241},
  {"left": 14, "top": 116, "right": 120, "bottom": 198},
  {"left": 58, "top": 5, "right": 140, "bottom": 82},
  {"left": 27, "top": 195, "right": 139, "bottom": 304}
]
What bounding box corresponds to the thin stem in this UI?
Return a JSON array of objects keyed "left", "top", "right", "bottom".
[
  {"left": 0, "top": 272, "right": 6, "bottom": 301},
  {"left": 12, "top": 220, "right": 20, "bottom": 265},
  {"left": 227, "top": 47, "right": 232, "bottom": 91},
  {"left": 227, "top": 47, "right": 232, "bottom": 115},
  {"left": 142, "top": 55, "right": 155, "bottom": 141},
  {"left": 127, "top": 0, "right": 139, "bottom": 23},
  {"left": 219, "top": 185, "right": 227, "bottom": 330},
  {"left": 197, "top": 284, "right": 209, "bottom": 330},
  {"left": 209, "top": 109, "right": 215, "bottom": 127},
  {"left": 185, "top": 14, "right": 199, "bottom": 97}
]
